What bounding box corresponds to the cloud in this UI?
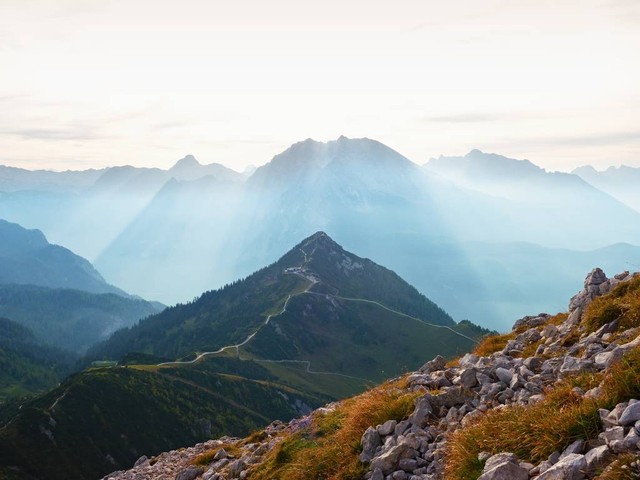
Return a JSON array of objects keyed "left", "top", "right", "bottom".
[
  {"left": 1, "top": 127, "right": 106, "bottom": 141},
  {"left": 424, "top": 113, "right": 499, "bottom": 123},
  {"left": 527, "top": 130, "right": 640, "bottom": 148}
]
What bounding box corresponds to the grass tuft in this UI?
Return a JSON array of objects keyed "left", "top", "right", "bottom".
[
  {"left": 249, "top": 381, "right": 419, "bottom": 480},
  {"left": 192, "top": 443, "right": 243, "bottom": 466},
  {"left": 596, "top": 453, "right": 640, "bottom": 480},
  {"left": 472, "top": 333, "right": 515, "bottom": 357},
  {"left": 582, "top": 277, "right": 640, "bottom": 334},
  {"left": 445, "top": 346, "right": 640, "bottom": 480}
]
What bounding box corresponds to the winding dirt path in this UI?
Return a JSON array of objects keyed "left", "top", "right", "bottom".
[{"left": 157, "top": 245, "right": 475, "bottom": 377}]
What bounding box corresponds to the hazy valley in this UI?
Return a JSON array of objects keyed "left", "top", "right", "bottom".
[
  {"left": 1, "top": 138, "right": 639, "bottom": 330},
  {"left": 1, "top": 137, "right": 639, "bottom": 480}
]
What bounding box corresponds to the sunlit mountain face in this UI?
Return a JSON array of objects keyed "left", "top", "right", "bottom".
[{"left": 1, "top": 137, "right": 639, "bottom": 331}]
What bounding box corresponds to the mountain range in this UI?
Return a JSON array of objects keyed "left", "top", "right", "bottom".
[
  {"left": 1, "top": 137, "right": 639, "bottom": 330},
  {"left": 0, "top": 232, "right": 486, "bottom": 480}
]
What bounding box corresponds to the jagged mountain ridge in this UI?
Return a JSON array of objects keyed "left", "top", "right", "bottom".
[{"left": 102, "top": 267, "right": 640, "bottom": 480}]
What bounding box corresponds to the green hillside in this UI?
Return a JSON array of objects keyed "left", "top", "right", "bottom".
[
  {"left": 0, "top": 318, "right": 75, "bottom": 401},
  {"left": 0, "top": 367, "right": 326, "bottom": 480},
  {"left": 88, "top": 232, "right": 463, "bottom": 364},
  {"left": 0, "top": 285, "right": 162, "bottom": 353}
]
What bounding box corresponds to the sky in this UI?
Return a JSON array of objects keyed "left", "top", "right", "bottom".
[{"left": 1, "top": 0, "right": 639, "bottom": 172}]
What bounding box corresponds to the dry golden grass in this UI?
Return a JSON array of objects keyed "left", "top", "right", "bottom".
[
  {"left": 548, "top": 312, "right": 569, "bottom": 326},
  {"left": 471, "top": 313, "right": 575, "bottom": 361},
  {"left": 583, "top": 277, "right": 640, "bottom": 334},
  {"left": 249, "top": 381, "right": 420, "bottom": 480},
  {"left": 472, "top": 333, "right": 516, "bottom": 357},
  {"left": 596, "top": 453, "right": 639, "bottom": 480},
  {"left": 445, "top": 346, "right": 640, "bottom": 480},
  {"left": 242, "top": 429, "right": 269, "bottom": 445},
  {"left": 192, "top": 443, "right": 243, "bottom": 466}
]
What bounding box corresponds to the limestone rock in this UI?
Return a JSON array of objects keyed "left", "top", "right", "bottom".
[{"left": 534, "top": 453, "right": 586, "bottom": 480}]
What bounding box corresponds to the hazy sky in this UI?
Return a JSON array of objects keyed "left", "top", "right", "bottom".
[{"left": 1, "top": 0, "right": 639, "bottom": 172}]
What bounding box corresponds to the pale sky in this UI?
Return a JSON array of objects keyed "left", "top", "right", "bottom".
[{"left": 1, "top": 0, "right": 639, "bottom": 172}]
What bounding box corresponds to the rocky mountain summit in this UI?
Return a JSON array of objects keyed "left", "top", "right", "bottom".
[{"left": 104, "top": 268, "right": 640, "bottom": 480}]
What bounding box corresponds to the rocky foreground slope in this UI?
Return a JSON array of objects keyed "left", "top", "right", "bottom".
[{"left": 104, "top": 268, "right": 640, "bottom": 480}]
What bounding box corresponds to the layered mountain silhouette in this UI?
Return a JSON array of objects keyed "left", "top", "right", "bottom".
[
  {"left": 0, "top": 155, "right": 240, "bottom": 261},
  {"left": 0, "top": 220, "right": 162, "bottom": 353},
  {"left": 2, "top": 138, "right": 640, "bottom": 329},
  {"left": 573, "top": 164, "right": 640, "bottom": 213},
  {"left": 424, "top": 149, "right": 640, "bottom": 248},
  {"left": 0, "top": 285, "right": 162, "bottom": 353},
  {"left": 0, "top": 219, "right": 125, "bottom": 295},
  {"left": 0, "top": 233, "right": 484, "bottom": 480}
]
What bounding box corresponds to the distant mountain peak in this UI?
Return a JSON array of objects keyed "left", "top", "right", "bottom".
[
  {"left": 428, "top": 150, "right": 543, "bottom": 177},
  {"left": 299, "top": 231, "right": 339, "bottom": 254},
  {"left": 250, "top": 136, "right": 416, "bottom": 185},
  {"left": 170, "top": 154, "right": 200, "bottom": 171},
  {"left": 465, "top": 148, "right": 485, "bottom": 157}
]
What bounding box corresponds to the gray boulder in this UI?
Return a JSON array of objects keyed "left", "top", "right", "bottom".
[
  {"left": 618, "top": 400, "right": 640, "bottom": 426},
  {"left": 360, "top": 427, "right": 382, "bottom": 462},
  {"left": 478, "top": 453, "right": 528, "bottom": 480},
  {"left": 534, "top": 453, "right": 586, "bottom": 480},
  {"left": 176, "top": 466, "right": 204, "bottom": 480}
]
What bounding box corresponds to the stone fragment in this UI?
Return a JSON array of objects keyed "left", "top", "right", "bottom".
[
  {"left": 360, "top": 426, "right": 382, "bottom": 462},
  {"left": 477, "top": 453, "right": 527, "bottom": 480},
  {"left": 618, "top": 401, "right": 640, "bottom": 426},
  {"left": 377, "top": 420, "right": 397, "bottom": 437},
  {"left": 584, "top": 445, "right": 612, "bottom": 474},
  {"left": 535, "top": 453, "right": 586, "bottom": 480},
  {"left": 370, "top": 444, "right": 413, "bottom": 475},
  {"left": 559, "top": 356, "right": 593, "bottom": 377},
  {"left": 133, "top": 456, "right": 149, "bottom": 468},
  {"left": 458, "top": 368, "right": 478, "bottom": 389},
  {"left": 560, "top": 439, "right": 584, "bottom": 458},
  {"left": 175, "top": 466, "right": 204, "bottom": 480},
  {"left": 408, "top": 396, "right": 433, "bottom": 428},
  {"left": 495, "top": 368, "right": 513, "bottom": 385},
  {"left": 482, "top": 453, "right": 518, "bottom": 472},
  {"left": 419, "top": 355, "right": 446, "bottom": 373}
]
